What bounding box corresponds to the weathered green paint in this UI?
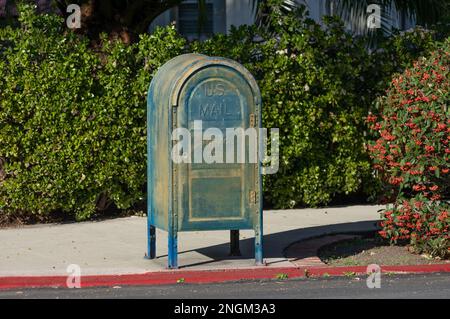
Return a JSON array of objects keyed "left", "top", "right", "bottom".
[{"left": 147, "top": 54, "right": 263, "bottom": 268}]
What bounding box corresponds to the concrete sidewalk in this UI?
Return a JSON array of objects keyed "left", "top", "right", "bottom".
[{"left": 0, "top": 205, "right": 383, "bottom": 276}]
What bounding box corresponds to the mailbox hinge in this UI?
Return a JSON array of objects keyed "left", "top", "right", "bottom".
[
  {"left": 249, "top": 190, "right": 257, "bottom": 204},
  {"left": 249, "top": 113, "right": 256, "bottom": 128},
  {"left": 172, "top": 107, "right": 177, "bottom": 128}
]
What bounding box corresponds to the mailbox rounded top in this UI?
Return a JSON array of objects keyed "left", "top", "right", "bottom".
[{"left": 148, "top": 54, "right": 261, "bottom": 108}]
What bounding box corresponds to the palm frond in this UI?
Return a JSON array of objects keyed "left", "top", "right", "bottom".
[{"left": 338, "top": 0, "right": 449, "bottom": 28}]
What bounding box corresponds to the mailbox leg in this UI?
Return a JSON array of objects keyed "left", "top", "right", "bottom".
[
  {"left": 146, "top": 225, "right": 156, "bottom": 259},
  {"left": 255, "top": 216, "right": 266, "bottom": 266},
  {"left": 255, "top": 226, "right": 264, "bottom": 266},
  {"left": 168, "top": 232, "right": 178, "bottom": 269},
  {"left": 229, "top": 230, "right": 241, "bottom": 256}
]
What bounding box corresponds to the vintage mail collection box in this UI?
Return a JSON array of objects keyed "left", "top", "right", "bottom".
[{"left": 146, "top": 54, "right": 263, "bottom": 268}]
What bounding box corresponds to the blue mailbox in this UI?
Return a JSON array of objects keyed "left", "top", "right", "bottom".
[{"left": 146, "top": 54, "right": 263, "bottom": 269}]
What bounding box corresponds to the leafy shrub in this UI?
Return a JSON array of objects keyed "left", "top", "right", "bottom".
[
  {"left": 368, "top": 39, "right": 450, "bottom": 258},
  {"left": 0, "top": 3, "right": 185, "bottom": 220},
  {"left": 194, "top": 5, "right": 378, "bottom": 208},
  {"left": 368, "top": 26, "right": 450, "bottom": 99},
  {"left": 192, "top": 2, "right": 446, "bottom": 209}
]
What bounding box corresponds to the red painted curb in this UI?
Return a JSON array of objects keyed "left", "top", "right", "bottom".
[
  {"left": 306, "top": 263, "right": 450, "bottom": 277},
  {"left": 0, "top": 264, "right": 449, "bottom": 290},
  {"left": 0, "top": 268, "right": 301, "bottom": 290}
]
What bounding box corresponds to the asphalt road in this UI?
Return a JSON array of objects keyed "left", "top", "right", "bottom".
[{"left": 1, "top": 273, "right": 449, "bottom": 299}]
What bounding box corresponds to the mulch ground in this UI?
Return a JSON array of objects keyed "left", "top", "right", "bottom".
[
  {"left": 0, "top": 209, "right": 145, "bottom": 229},
  {"left": 0, "top": 211, "right": 61, "bottom": 229},
  {"left": 318, "top": 236, "right": 449, "bottom": 266}
]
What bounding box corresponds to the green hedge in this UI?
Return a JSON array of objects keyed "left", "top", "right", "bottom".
[
  {"left": 0, "top": 3, "right": 447, "bottom": 220},
  {"left": 193, "top": 12, "right": 375, "bottom": 207},
  {"left": 192, "top": 3, "right": 448, "bottom": 208},
  {"left": 0, "top": 4, "right": 185, "bottom": 220}
]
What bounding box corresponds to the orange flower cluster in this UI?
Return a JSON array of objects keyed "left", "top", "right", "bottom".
[{"left": 367, "top": 45, "right": 449, "bottom": 257}]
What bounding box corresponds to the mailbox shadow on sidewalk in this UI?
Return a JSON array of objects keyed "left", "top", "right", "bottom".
[{"left": 154, "top": 220, "right": 379, "bottom": 268}]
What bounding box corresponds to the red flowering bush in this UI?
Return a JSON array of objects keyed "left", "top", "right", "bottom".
[{"left": 368, "top": 39, "right": 450, "bottom": 259}]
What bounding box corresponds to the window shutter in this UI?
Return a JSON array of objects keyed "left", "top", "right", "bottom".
[{"left": 178, "top": 2, "right": 214, "bottom": 39}]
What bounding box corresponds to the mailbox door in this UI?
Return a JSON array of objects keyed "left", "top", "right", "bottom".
[{"left": 175, "top": 66, "right": 259, "bottom": 231}]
